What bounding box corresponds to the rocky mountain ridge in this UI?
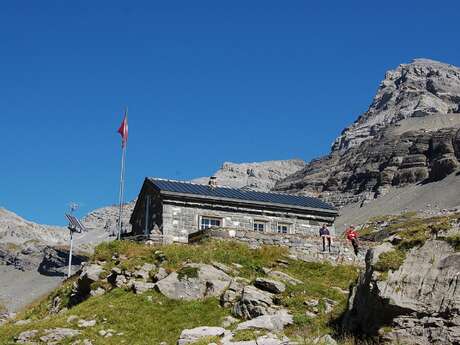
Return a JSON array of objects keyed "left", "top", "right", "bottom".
[
  {"left": 192, "top": 159, "right": 306, "bottom": 191},
  {"left": 0, "top": 206, "right": 111, "bottom": 274},
  {"left": 274, "top": 59, "right": 460, "bottom": 207},
  {"left": 333, "top": 58, "right": 460, "bottom": 152}
]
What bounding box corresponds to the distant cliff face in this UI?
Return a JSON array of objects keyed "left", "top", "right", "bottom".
[
  {"left": 274, "top": 59, "right": 460, "bottom": 206},
  {"left": 0, "top": 208, "right": 66, "bottom": 246},
  {"left": 193, "top": 159, "right": 306, "bottom": 191}
]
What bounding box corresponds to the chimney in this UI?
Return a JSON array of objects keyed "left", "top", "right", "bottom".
[{"left": 208, "top": 176, "right": 217, "bottom": 188}]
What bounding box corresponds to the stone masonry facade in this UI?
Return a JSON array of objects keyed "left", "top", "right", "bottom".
[{"left": 161, "top": 200, "right": 336, "bottom": 243}]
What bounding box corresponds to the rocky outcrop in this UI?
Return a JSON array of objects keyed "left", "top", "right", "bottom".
[
  {"left": 342, "top": 240, "right": 460, "bottom": 344},
  {"left": 193, "top": 159, "right": 306, "bottom": 191},
  {"left": 274, "top": 59, "right": 460, "bottom": 207}
]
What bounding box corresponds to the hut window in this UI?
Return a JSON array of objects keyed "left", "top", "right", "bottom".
[
  {"left": 277, "top": 223, "right": 290, "bottom": 234},
  {"left": 253, "top": 221, "right": 266, "bottom": 233},
  {"left": 200, "top": 216, "right": 222, "bottom": 230}
]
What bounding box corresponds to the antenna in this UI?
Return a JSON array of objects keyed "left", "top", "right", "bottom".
[
  {"left": 65, "top": 202, "right": 87, "bottom": 278},
  {"left": 69, "top": 202, "right": 79, "bottom": 214}
]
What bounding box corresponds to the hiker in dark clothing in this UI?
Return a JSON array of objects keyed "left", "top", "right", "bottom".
[{"left": 319, "top": 224, "right": 332, "bottom": 252}]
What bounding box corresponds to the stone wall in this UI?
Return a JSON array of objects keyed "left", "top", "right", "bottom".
[
  {"left": 209, "top": 227, "right": 366, "bottom": 265},
  {"left": 161, "top": 200, "right": 335, "bottom": 244}
]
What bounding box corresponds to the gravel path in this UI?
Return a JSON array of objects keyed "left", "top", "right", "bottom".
[
  {"left": 337, "top": 173, "right": 460, "bottom": 231},
  {"left": 0, "top": 266, "right": 64, "bottom": 312}
]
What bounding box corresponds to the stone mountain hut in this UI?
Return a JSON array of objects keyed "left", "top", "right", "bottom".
[{"left": 129, "top": 178, "right": 338, "bottom": 243}]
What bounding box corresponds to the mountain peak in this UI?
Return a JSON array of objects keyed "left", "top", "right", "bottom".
[{"left": 332, "top": 58, "right": 460, "bottom": 152}]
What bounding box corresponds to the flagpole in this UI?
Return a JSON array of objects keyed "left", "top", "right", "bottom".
[{"left": 117, "top": 108, "right": 128, "bottom": 240}]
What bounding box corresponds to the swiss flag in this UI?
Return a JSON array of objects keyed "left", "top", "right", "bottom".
[{"left": 117, "top": 113, "right": 128, "bottom": 147}]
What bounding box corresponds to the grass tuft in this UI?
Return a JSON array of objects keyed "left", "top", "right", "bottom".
[
  {"left": 177, "top": 266, "right": 199, "bottom": 281},
  {"left": 446, "top": 234, "right": 460, "bottom": 251},
  {"left": 374, "top": 250, "right": 406, "bottom": 273}
]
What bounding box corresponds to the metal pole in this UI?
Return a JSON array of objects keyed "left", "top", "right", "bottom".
[
  {"left": 121, "top": 144, "right": 127, "bottom": 235},
  {"left": 117, "top": 108, "right": 128, "bottom": 240},
  {"left": 117, "top": 144, "right": 125, "bottom": 240},
  {"left": 68, "top": 231, "right": 73, "bottom": 278}
]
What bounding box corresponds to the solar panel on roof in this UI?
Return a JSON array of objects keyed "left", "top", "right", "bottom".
[{"left": 149, "top": 178, "right": 336, "bottom": 212}]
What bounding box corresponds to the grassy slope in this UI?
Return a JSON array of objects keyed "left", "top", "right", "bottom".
[{"left": 0, "top": 240, "right": 359, "bottom": 345}]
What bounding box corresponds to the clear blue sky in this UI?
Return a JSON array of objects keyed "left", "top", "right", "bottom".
[{"left": 1, "top": 1, "right": 459, "bottom": 225}]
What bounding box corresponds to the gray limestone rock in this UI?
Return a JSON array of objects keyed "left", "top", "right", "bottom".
[
  {"left": 254, "top": 278, "right": 286, "bottom": 294},
  {"left": 155, "top": 263, "right": 232, "bottom": 300},
  {"left": 220, "top": 279, "right": 245, "bottom": 308},
  {"left": 39, "top": 328, "right": 80, "bottom": 344},
  {"left": 153, "top": 267, "right": 169, "bottom": 282},
  {"left": 132, "top": 281, "right": 156, "bottom": 294},
  {"left": 77, "top": 319, "right": 96, "bottom": 328},
  {"left": 342, "top": 240, "right": 460, "bottom": 344},
  {"left": 236, "top": 310, "right": 293, "bottom": 331},
  {"left": 177, "top": 326, "right": 226, "bottom": 345},
  {"left": 70, "top": 263, "right": 105, "bottom": 305},
  {"left": 233, "top": 285, "right": 277, "bottom": 319},
  {"left": 16, "top": 330, "right": 38, "bottom": 344},
  {"left": 132, "top": 263, "right": 156, "bottom": 281}
]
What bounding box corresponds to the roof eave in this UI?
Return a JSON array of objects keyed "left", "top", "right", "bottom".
[{"left": 159, "top": 190, "right": 338, "bottom": 216}]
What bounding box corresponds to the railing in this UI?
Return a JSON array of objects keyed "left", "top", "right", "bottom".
[{"left": 121, "top": 233, "right": 164, "bottom": 244}]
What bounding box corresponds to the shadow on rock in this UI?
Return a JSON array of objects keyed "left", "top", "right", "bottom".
[{"left": 38, "top": 246, "right": 87, "bottom": 277}]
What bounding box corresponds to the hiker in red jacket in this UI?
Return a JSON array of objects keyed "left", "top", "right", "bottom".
[{"left": 345, "top": 225, "right": 359, "bottom": 255}]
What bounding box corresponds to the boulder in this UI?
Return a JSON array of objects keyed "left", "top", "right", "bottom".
[
  {"left": 153, "top": 267, "right": 169, "bottom": 282},
  {"left": 133, "top": 263, "right": 156, "bottom": 281},
  {"left": 155, "top": 264, "right": 232, "bottom": 300},
  {"left": 133, "top": 281, "right": 156, "bottom": 294},
  {"left": 233, "top": 285, "right": 276, "bottom": 319},
  {"left": 177, "top": 326, "right": 226, "bottom": 345},
  {"left": 70, "top": 264, "right": 104, "bottom": 305},
  {"left": 221, "top": 279, "right": 245, "bottom": 308},
  {"left": 16, "top": 330, "right": 38, "bottom": 344},
  {"left": 254, "top": 278, "right": 286, "bottom": 294},
  {"left": 77, "top": 319, "right": 96, "bottom": 328},
  {"left": 39, "top": 328, "right": 80, "bottom": 344},
  {"left": 236, "top": 310, "right": 293, "bottom": 331}
]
